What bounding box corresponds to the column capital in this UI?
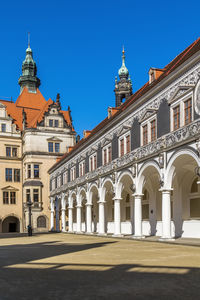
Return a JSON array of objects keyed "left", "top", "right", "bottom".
[
  {"left": 76, "top": 204, "right": 82, "bottom": 208},
  {"left": 85, "top": 203, "right": 92, "bottom": 206},
  {"left": 97, "top": 200, "right": 106, "bottom": 204},
  {"left": 68, "top": 206, "right": 73, "bottom": 210},
  {"left": 159, "top": 188, "right": 173, "bottom": 193},
  {"left": 133, "top": 193, "right": 143, "bottom": 198},
  {"left": 113, "top": 197, "right": 122, "bottom": 201}
]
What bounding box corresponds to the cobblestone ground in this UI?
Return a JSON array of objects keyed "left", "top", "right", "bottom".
[{"left": 0, "top": 233, "right": 200, "bottom": 300}]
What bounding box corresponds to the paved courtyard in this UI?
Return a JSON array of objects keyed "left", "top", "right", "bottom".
[{"left": 0, "top": 233, "right": 200, "bottom": 299}]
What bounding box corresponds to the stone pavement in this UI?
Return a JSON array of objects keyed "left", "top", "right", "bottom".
[{"left": 0, "top": 233, "right": 200, "bottom": 299}]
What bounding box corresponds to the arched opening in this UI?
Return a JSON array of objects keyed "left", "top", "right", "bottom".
[
  {"left": 90, "top": 185, "right": 99, "bottom": 233},
  {"left": 166, "top": 152, "right": 200, "bottom": 238},
  {"left": 118, "top": 173, "right": 134, "bottom": 235},
  {"left": 138, "top": 163, "right": 161, "bottom": 236},
  {"left": 79, "top": 189, "right": 86, "bottom": 232},
  {"left": 2, "top": 216, "right": 20, "bottom": 233},
  {"left": 103, "top": 179, "right": 114, "bottom": 234},
  {"left": 37, "top": 216, "right": 47, "bottom": 228}
]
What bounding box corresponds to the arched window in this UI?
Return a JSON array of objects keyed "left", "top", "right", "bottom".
[{"left": 37, "top": 216, "right": 46, "bottom": 228}]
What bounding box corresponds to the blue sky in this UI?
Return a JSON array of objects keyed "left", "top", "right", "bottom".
[{"left": 0, "top": 0, "right": 199, "bottom": 137}]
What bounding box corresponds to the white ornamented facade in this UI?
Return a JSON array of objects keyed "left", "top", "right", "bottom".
[{"left": 49, "top": 38, "right": 200, "bottom": 240}]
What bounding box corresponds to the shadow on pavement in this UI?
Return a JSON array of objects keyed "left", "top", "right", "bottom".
[{"left": 0, "top": 238, "right": 199, "bottom": 300}]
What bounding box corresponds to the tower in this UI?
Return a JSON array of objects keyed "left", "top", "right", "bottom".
[
  {"left": 114, "top": 48, "right": 132, "bottom": 107},
  {"left": 18, "top": 36, "right": 40, "bottom": 94}
]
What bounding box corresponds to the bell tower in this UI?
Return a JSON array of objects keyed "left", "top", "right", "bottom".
[
  {"left": 114, "top": 48, "right": 132, "bottom": 107},
  {"left": 18, "top": 34, "right": 40, "bottom": 94}
]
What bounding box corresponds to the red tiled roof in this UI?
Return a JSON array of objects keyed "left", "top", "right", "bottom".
[
  {"left": 49, "top": 37, "right": 200, "bottom": 172},
  {"left": 0, "top": 88, "right": 73, "bottom": 130}
]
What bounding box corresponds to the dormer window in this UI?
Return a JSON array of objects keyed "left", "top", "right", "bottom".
[
  {"left": 1, "top": 124, "right": 6, "bottom": 132},
  {"left": 48, "top": 119, "right": 59, "bottom": 128},
  {"left": 49, "top": 119, "right": 53, "bottom": 127}
]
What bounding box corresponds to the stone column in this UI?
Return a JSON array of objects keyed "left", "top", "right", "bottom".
[
  {"left": 98, "top": 201, "right": 106, "bottom": 235},
  {"left": 50, "top": 197, "right": 55, "bottom": 231},
  {"left": 55, "top": 207, "right": 60, "bottom": 232},
  {"left": 133, "top": 194, "right": 143, "bottom": 238},
  {"left": 76, "top": 205, "right": 82, "bottom": 233},
  {"left": 68, "top": 206, "right": 73, "bottom": 232},
  {"left": 61, "top": 195, "right": 66, "bottom": 232},
  {"left": 130, "top": 195, "right": 134, "bottom": 234},
  {"left": 86, "top": 203, "right": 92, "bottom": 234},
  {"left": 113, "top": 198, "right": 122, "bottom": 236},
  {"left": 161, "top": 189, "right": 173, "bottom": 240}
]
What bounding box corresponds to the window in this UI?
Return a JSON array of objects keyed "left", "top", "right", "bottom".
[
  {"left": 173, "top": 105, "right": 180, "bottom": 130},
  {"left": 26, "top": 189, "right": 31, "bottom": 202},
  {"left": 119, "top": 134, "right": 130, "bottom": 157},
  {"left": 143, "top": 125, "right": 148, "bottom": 146},
  {"left": 48, "top": 142, "right": 53, "bottom": 153},
  {"left": 90, "top": 154, "right": 97, "bottom": 171},
  {"left": 79, "top": 161, "right": 85, "bottom": 177},
  {"left": 126, "top": 135, "right": 130, "bottom": 154},
  {"left": 34, "top": 164, "right": 39, "bottom": 178},
  {"left": 33, "top": 189, "right": 39, "bottom": 202},
  {"left": 37, "top": 216, "right": 46, "bottom": 228},
  {"left": 150, "top": 120, "right": 156, "bottom": 142},
  {"left": 184, "top": 99, "right": 192, "bottom": 125},
  {"left": 70, "top": 166, "right": 76, "bottom": 181},
  {"left": 6, "top": 168, "right": 12, "bottom": 181},
  {"left": 12, "top": 148, "right": 17, "bottom": 157},
  {"left": 48, "top": 142, "right": 60, "bottom": 153},
  {"left": 14, "top": 169, "right": 20, "bottom": 182},
  {"left": 1, "top": 124, "right": 6, "bottom": 132},
  {"left": 10, "top": 192, "right": 16, "bottom": 204},
  {"left": 49, "top": 119, "right": 53, "bottom": 127},
  {"left": 49, "top": 119, "right": 59, "bottom": 128},
  {"left": 54, "top": 120, "right": 59, "bottom": 128},
  {"left": 102, "top": 144, "right": 112, "bottom": 165},
  {"left": 63, "top": 171, "right": 68, "bottom": 184},
  {"left": 3, "top": 192, "right": 9, "bottom": 204},
  {"left": 55, "top": 143, "right": 60, "bottom": 153},
  {"left": 141, "top": 117, "right": 157, "bottom": 146},
  {"left": 3, "top": 191, "right": 16, "bottom": 204},
  {"left": 6, "top": 147, "right": 11, "bottom": 157},
  {"left": 27, "top": 164, "right": 31, "bottom": 178},
  {"left": 6, "top": 146, "right": 18, "bottom": 157}
]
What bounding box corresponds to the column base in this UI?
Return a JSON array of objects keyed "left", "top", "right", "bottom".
[
  {"left": 76, "top": 231, "right": 84, "bottom": 234},
  {"left": 159, "top": 237, "right": 175, "bottom": 242},
  {"left": 112, "top": 234, "right": 124, "bottom": 238},
  {"left": 132, "top": 235, "right": 145, "bottom": 239},
  {"left": 97, "top": 233, "right": 107, "bottom": 236},
  {"left": 86, "top": 232, "right": 94, "bottom": 235},
  {"left": 67, "top": 231, "right": 75, "bottom": 234},
  {"left": 61, "top": 230, "right": 67, "bottom": 233}
]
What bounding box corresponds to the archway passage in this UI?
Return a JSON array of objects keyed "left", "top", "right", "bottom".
[{"left": 2, "top": 216, "right": 20, "bottom": 233}]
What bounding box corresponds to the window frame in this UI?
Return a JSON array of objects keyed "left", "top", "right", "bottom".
[
  {"left": 140, "top": 115, "right": 157, "bottom": 146},
  {"left": 102, "top": 144, "right": 112, "bottom": 165},
  {"left": 89, "top": 153, "right": 97, "bottom": 172},
  {"left": 118, "top": 132, "right": 131, "bottom": 157}
]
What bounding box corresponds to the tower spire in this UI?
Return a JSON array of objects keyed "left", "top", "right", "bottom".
[
  {"left": 28, "top": 32, "right": 30, "bottom": 48},
  {"left": 18, "top": 36, "right": 40, "bottom": 94},
  {"left": 114, "top": 47, "right": 132, "bottom": 107}
]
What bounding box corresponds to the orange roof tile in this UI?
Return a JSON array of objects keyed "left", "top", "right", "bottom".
[
  {"left": 15, "top": 87, "right": 46, "bottom": 109},
  {"left": 0, "top": 88, "right": 73, "bottom": 130}
]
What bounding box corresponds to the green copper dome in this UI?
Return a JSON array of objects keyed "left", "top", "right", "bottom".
[{"left": 118, "top": 48, "right": 129, "bottom": 78}]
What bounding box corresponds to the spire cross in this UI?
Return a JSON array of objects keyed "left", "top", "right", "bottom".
[{"left": 122, "top": 46, "right": 125, "bottom": 66}]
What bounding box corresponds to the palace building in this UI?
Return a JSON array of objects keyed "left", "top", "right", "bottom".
[
  {"left": 0, "top": 42, "right": 76, "bottom": 233},
  {"left": 49, "top": 38, "right": 200, "bottom": 240}
]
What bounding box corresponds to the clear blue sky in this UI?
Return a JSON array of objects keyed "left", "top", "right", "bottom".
[{"left": 0, "top": 0, "right": 199, "bottom": 137}]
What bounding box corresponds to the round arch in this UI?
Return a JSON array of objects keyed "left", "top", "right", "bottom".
[
  {"left": 137, "top": 160, "right": 161, "bottom": 194},
  {"left": 2, "top": 215, "right": 20, "bottom": 233},
  {"left": 165, "top": 149, "right": 199, "bottom": 189}
]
